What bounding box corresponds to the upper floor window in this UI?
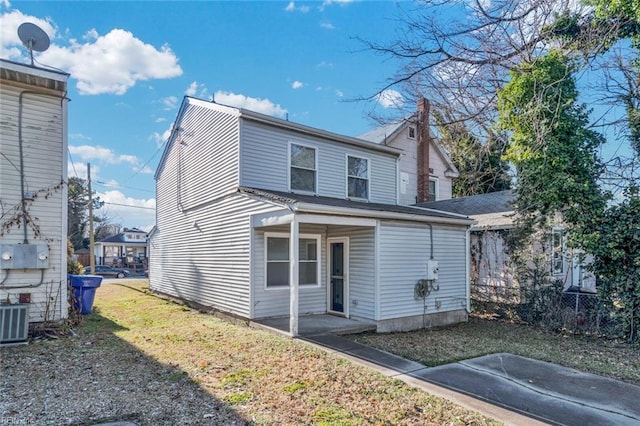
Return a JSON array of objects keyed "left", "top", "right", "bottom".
[
  {"left": 408, "top": 126, "right": 416, "bottom": 139},
  {"left": 552, "top": 229, "right": 565, "bottom": 275},
  {"left": 290, "top": 143, "right": 316, "bottom": 193},
  {"left": 428, "top": 178, "right": 438, "bottom": 201},
  {"left": 347, "top": 155, "right": 369, "bottom": 199}
]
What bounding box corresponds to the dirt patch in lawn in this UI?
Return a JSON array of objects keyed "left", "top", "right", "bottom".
[
  {"left": 1, "top": 281, "right": 499, "bottom": 425},
  {"left": 350, "top": 316, "right": 640, "bottom": 386}
]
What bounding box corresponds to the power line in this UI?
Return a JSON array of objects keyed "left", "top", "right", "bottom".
[
  {"left": 127, "top": 139, "right": 166, "bottom": 181},
  {"left": 68, "top": 147, "right": 79, "bottom": 178},
  {"left": 95, "top": 180, "right": 154, "bottom": 194},
  {"left": 103, "top": 201, "right": 155, "bottom": 210}
]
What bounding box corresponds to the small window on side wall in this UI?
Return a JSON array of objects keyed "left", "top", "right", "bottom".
[
  {"left": 552, "top": 230, "right": 565, "bottom": 275},
  {"left": 347, "top": 155, "right": 369, "bottom": 200},
  {"left": 428, "top": 178, "right": 437, "bottom": 201},
  {"left": 408, "top": 126, "right": 416, "bottom": 139},
  {"left": 290, "top": 143, "right": 316, "bottom": 193}
]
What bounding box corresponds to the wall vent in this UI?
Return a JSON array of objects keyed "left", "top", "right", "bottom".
[{"left": 0, "top": 304, "right": 29, "bottom": 344}]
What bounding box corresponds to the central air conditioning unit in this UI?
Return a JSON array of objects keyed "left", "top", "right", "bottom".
[{"left": 0, "top": 304, "right": 29, "bottom": 345}]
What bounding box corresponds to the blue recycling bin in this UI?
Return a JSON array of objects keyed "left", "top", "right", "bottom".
[{"left": 68, "top": 274, "right": 103, "bottom": 314}]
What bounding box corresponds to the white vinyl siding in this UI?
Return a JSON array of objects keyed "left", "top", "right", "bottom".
[
  {"left": 150, "top": 190, "right": 283, "bottom": 318},
  {"left": 174, "top": 101, "right": 240, "bottom": 210},
  {"left": 0, "top": 80, "right": 68, "bottom": 322},
  {"left": 378, "top": 222, "right": 467, "bottom": 320},
  {"left": 240, "top": 120, "right": 398, "bottom": 204}
]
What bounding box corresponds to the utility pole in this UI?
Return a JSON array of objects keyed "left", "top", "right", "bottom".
[{"left": 88, "top": 163, "right": 95, "bottom": 274}]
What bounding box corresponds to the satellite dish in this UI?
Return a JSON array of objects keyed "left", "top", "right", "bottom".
[{"left": 17, "top": 22, "right": 50, "bottom": 66}]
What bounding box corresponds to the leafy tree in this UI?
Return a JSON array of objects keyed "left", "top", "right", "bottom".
[
  {"left": 434, "top": 111, "right": 512, "bottom": 196},
  {"left": 67, "top": 177, "right": 103, "bottom": 250},
  {"left": 588, "top": 188, "right": 640, "bottom": 341},
  {"left": 497, "top": 50, "right": 607, "bottom": 237}
]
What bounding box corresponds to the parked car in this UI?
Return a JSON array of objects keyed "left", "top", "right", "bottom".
[{"left": 84, "top": 265, "right": 131, "bottom": 278}]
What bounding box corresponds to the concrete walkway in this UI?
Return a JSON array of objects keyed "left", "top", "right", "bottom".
[{"left": 301, "top": 334, "right": 640, "bottom": 426}]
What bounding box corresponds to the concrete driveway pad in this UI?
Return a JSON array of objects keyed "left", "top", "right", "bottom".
[{"left": 411, "top": 353, "right": 640, "bottom": 425}]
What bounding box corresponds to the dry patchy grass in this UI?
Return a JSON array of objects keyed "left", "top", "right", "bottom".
[
  {"left": 2, "top": 280, "right": 499, "bottom": 425},
  {"left": 350, "top": 317, "right": 640, "bottom": 386}
]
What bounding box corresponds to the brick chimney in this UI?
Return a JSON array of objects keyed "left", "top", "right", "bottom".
[{"left": 416, "top": 97, "right": 431, "bottom": 203}]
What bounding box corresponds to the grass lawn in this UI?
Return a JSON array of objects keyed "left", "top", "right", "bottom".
[
  {"left": 350, "top": 316, "right": 640, "bottom": 386},
  {"left": 85, "top": 281, "right": 498, "bottom": 425}
]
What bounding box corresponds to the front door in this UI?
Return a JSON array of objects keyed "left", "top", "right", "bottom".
[{"left": 328, "top": 238, "right": 348, "bottom": 316}]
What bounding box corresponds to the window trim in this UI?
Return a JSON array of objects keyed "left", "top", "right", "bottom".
[
  {"left": 551, "top": 228, "right": 565, "bottom": 276},
  {"left": 408, "top": 125, "right": 416, "bottom": 139},
  {"left": 264, "top": 232, "right": 322, "bottom": 290},
  {"left": 288, "top": 142, "right": 318, "bottom": 195},
  {"left": 428, "top": 177, "right": 438, "bottom": 202},
  {"left": 346, "top": 154, "right": 370, "bottom": 201}
]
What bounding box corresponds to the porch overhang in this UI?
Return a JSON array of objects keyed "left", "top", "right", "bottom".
[{"left": 252, "top": 210, "right": 377, "bottom": 228}]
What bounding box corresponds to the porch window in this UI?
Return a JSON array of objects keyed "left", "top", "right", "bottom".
[
  {"left": 347, "top": 155, "right": 369, "bottom": 199},
  {"left": 552, "top": 229, "right": 564, "bottom": 275},
  {"left": 265, "top": 234, "right": 320, "bottom": 288},
  {"left": 290, "top": 143, "right": 316, "bottom": 193},
  {"left": 104, "top": 246, "right": 118, "bottom": 257}
]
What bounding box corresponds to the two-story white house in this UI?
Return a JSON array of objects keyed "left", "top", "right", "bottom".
[
  {"left": 149, "top": 97, "right": 474, "bottom": 335},
  {"left": 95, "top": 227, "right": 148, "bottom": 267},
  {"left": 0, "top": 59, "right": 70, "bottom": 342}
]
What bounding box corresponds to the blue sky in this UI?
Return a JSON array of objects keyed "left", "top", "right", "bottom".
[{"left": 1, "top": 0, "right": 410, "bottom": 231}]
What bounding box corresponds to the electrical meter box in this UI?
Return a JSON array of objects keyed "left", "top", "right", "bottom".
[
  {"left": 426, "top": 260, "right": 439, "bottom": 280},
  {"left": 0, "top": 243, "right": 49, "bottom": 269}
]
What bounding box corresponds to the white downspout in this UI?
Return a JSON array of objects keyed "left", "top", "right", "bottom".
[{"left": 289, "top": 217, "right": 299, "bottom": 336}]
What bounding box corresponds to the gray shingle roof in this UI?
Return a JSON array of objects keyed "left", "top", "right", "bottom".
[
  {"left": 416, "top": 190, "right": 515, "bottom": 215},
  {"left": 239, "top": 187, "right": 472, "bottom": 222}
]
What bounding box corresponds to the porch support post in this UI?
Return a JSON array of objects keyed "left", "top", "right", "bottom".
[{"left": 289, "top": 217, "right": 299, "bottom": 336}]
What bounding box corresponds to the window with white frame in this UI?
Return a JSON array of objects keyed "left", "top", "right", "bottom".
[
  {"left": 551, "top": 229, "right": 565, "bottom": 275},
  {"left": 408, "top": 126, "right": 416, "bottom": 139},
  {"left": 347, "top": 155, "right": 369, "bottom": 199},
  {"left": 428, "top": 178, "right": 438, "bottom": 201},
  {"left": 265, "top": 234, "right": 320, "bottom": 288},
  {"left": 290, "top": 143, "right": 316, "bottom": 193}
]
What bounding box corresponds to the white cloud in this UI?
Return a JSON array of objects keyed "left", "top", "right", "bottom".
[
  {"left": 316, "top": 61, "right": 334, "bottom": 69},
  {"left": 185, "top": 81, "right": 209, "bottom": 98},
  {"left": 150, "top": 123, "right": 173, "bottom": 148},
  {"left": 335, "top": 89, "right": 344, "bottom": 97},
  {"left": 161, "top": 96, "right": 178, "bottom": 110},
  {"left": 285, "top": 1, "right": 310, "bottom": 13},
  {"left": 375, "top": 89, "right": 404, "bottom": 109},
  {"left": 214, "top": 91, "right": 287, "bottom": 118},
  {"left": 292, "top": 80, "right": 304, "bottom": 90},
  {"left": 98, "top": 190, "right": 156, "bottom": 231},
  {"left": 320, "top": 22, "right": 335, "bottom": 30},
  {"left": 68, "top": 162, "right": 96, "bottom": 181},
  {"left": 69, "top": 145, "right": 140, "bottom": 166},
  {"left": 0, "top": 11, "right": 183, "bottom": 95},
  {"left": 319, "top": 0, "right": 353, "bottom": 11}
]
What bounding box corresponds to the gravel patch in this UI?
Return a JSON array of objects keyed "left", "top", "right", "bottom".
[{"left": 1, "top": 329, "right": 245, "bottom": 425}]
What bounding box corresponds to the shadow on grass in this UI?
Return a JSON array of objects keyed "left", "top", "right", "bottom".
[{"left": 1, "top": 309, "right": 251, "bottom": 425}]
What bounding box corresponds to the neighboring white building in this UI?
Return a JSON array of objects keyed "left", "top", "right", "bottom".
[
  {"left": 0, "top": 59, "right": 70, "bottom": 334},
  {"left": 150, "top": 96, "right": 474, "bottom": 335},
  {"left": 420, "top": 190, "right": 597, "bottom": 297},
  {"left": 358, "top": 102, "right": 459, "bottom": 205}
]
